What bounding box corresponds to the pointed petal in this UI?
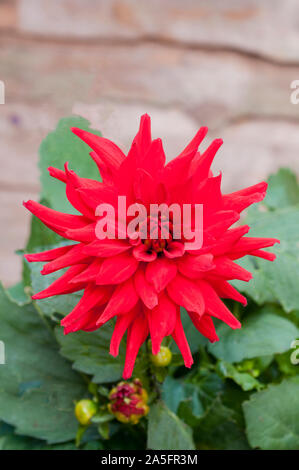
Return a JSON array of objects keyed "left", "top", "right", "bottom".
[
  {"left": 147, "top": 293, "right": 176, "bottom": 354},
  {"left": 211, "top": 279, "right": 247, "bottom": 306},
  {"left": 70, "top": 258, "right": 102, "bottom": 284},
  {"left": 96, "top": 251, "right": 139, "bottom": 285},
  {"left": 41, "top": 244, "right": 91, "bottom": 275},
  {"left": 109, "top": 305, "right": 139, "bottom": 357},
  {"left": 61, "top": 284, "right": 111, "bottom": 328},
  {"left": 198, "top": 280, "right": 241, "bottom": 329},
  {"left": 32, "top": 265, "right": 86, "bottom": 299},
  {"left": 71, "top": 128, "right": 125, "bottom": 171},
  {"left": 190, "top": 138, "right": 223, "bottom": 181},
  {"left": 83, "top": 239, "right": 131, "bottom": 257},
  {"left": 134, "top": 266, "right": 158, "bottom": 309},
  {"left": 24, "top": 244, "right": 73, "bottom": 263},
  {"left": 123, "top": 312, "right": 149, "bottom": 379},
  {"left": 188, "top": 312, "right": 219, "bottom": 343},
  {"left": 167, "top": 273, "right": 205, "bottom": 316},
  {"left": 171, "top": 310, "right": 193, "bottom": 368},
  {"left": 48, "top": 166, "right": 67, "bottom": 183},
  {"left": 98, "top": 278, "right": 139, "bottom": 325},
  {"left": 146, "top": 257, "right": 177, "bottom": 293},
  {"left": 163, "top": 127, "right": 208, "bottom": 187},
  {"left": 23, "top": 200, "right": 88, "bottom": 234},
  {"left": 65, "top": 223, "right": 96, "bottom": 242},
  {"left": 177, "top": 253, "right": 214, "bottom": 279}
]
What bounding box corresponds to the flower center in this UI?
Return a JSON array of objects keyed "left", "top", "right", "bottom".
[{"left": 142, "top": 215, "right": 173, "bottom": 253}]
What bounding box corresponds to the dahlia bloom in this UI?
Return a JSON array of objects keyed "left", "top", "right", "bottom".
[{"left": 24, "top": 115, "right": 279, "bottom": 378}]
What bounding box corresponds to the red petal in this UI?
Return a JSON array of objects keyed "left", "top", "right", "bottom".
[
  {"left": 41, "top": 244, "right": 91, "bottom": 275},
  {"left": 147, "top": 293, "right": 177, "bottom": 354},
  {"left": 98, "top": 278, "right": 139, "bottom": 325},
  {"left": 188, "top": 312, "right": 219, "bottom": 343},
  {"left": 109, "top": 305, "right": 139, "bottom": 357},
  {"left": 96, "top": 251, "right": 139, "bottom": 285},
  {"left": 123, "top": 312, "right": 149, "bottom": 379},
  {"left": 190, "top": 138, "right": 223, "bottom": 181},
  {"left": 146, "top": 257, "right": 177, "bottom": 293},
  {"left": 164, "top": 241, "right": 185, "bottom": 259},
  {"left": 32, "top": 265, "right": 86, "bottom": 299},
  {"left": 209, "top": 257, "right": 252, "bottom": 281},
  {"left": 177, "top": 253, "right": 214, "bottom": 279},
  {"left": 171, "top": 309, "right": 193, "bottom": 368},
  {"left": 61, "top": 284, "right": 111, "bottom": 328},
  {"left": 23, "top": 200, "right": 88, "bottom": 234},
  {"left": 249, "top": 249, "right": 276, "bottom": 261},
  {"left": 134, "top": 266, "right": 158, "bottom": 309},
  {"left": 71, "top": 128, "right": 125, "bottom": 172},
  {"left": 24, "top": 245, "right": 72, "bottom": 263},
  {"left": 211, "top": 279, "right": 247, "bottom": 306},
  {"left": 65, "top": 223, "right": 96, "bottom": 242},
  {"left": 133, "top": 244, "right": 157, "bottom": 262},
  {"left": 133, "top": 113, "right": 152, "bottom": 157},
  {"left": 48, "top": 166, "right": 67, "bottom": 183},
  {"left": 198, "top": 280, "right": 241, "bottom": 329},
  {"left": 229, "top": 237, "right": 280, "bottom": 259},
  {"left": 167, "top": 273, "right": 205, "bottom": 316},
  {"left": 163, "top": 127, "right": 208, "bottom": 188},
  {"left": 70, "top": 258, "right": 102, "bottom": 284},
  {"left": 83, "top": 239, "right": 131, "bottom": 257}
]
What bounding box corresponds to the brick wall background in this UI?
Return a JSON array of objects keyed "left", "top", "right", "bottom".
[{"left": 1, "top": 0, "right": 299, "bottom": 285}]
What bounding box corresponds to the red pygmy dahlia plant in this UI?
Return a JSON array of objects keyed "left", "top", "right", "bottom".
[{"left": 24, "top": 115, "right": 279, "bottom": 378}]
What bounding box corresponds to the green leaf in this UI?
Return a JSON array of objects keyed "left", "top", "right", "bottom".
[
  {"left": 194, "top": 396, "right": 250, "bottom": 450},
  {"left": 147, "top": 401, "right": 195, "bottom": 450},
  {"left": 7, "top": 282, "right": 31, "bottom": 306},
  {"left": 55, "top": 323, "right": 126, "bottom": 384},
  {"left": 162, "top": 377, "right": 204, "bottom": 417},
  {"left": 243, "top": 377, "right": 299, "bottom": 449},
  {"left": 39, "top": 116, "right": 102, "bottom": 214},
  {"left": 216, "top": 361, "right": 263, "bottom": 391},
  {"left": 27, "top": 254, "right": 82, "bottom": 318},
  {"left": 208, "top": 306, "right": 299, "bottom": 363},
  {"left": 0, "top": 284, "right": 85, "bottom": 443},
  {"left": 264, "top": 168, "right": 299, "bottom": 210}
]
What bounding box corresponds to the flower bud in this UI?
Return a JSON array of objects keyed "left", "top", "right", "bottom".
[
  {"left": 108, "top": 378, "right": 149, "bottom": 425},
  {"left": 75, "top": 399, "right": 97, "bottom": 426},
  {"left": 150, "top": 345, "right": 172, "bottom": 367}
]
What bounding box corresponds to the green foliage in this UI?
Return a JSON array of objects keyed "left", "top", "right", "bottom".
[
  {"left": 233, "top": 168, "right": 299, "bottom": 311},
  {"left": 0, "top": 284, "right": 85, "bottom": 443},
  {"left": 208, "top": 305, "right": 299, "bottom": 362},
  {"left": 243, "top": 377, "right": 299, "bottom": 449},
  {"left": 147, "top": 401, "right": 195, "bottom": 450},
  {"left": 55, "top": 323, "right": 126, "bottom": 384}
]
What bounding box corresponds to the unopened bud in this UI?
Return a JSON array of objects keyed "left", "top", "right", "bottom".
[
  {"left": 150, "top": 345, "right": 172, "bottom": 367},
  {"left": 75, "top": 399, "right": 97, "bottom": 426},
  {"left": 108, "top": 378, "right": 149, "bottom": 425}
]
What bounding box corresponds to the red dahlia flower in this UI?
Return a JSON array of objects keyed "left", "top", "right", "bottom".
[{"left": 24, "top": 115, "right": 279, "bottom": 379}]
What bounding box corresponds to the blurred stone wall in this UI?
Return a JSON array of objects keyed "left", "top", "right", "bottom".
[{"left": 0, "top": 0, "right": 299, "bottom": 285}]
